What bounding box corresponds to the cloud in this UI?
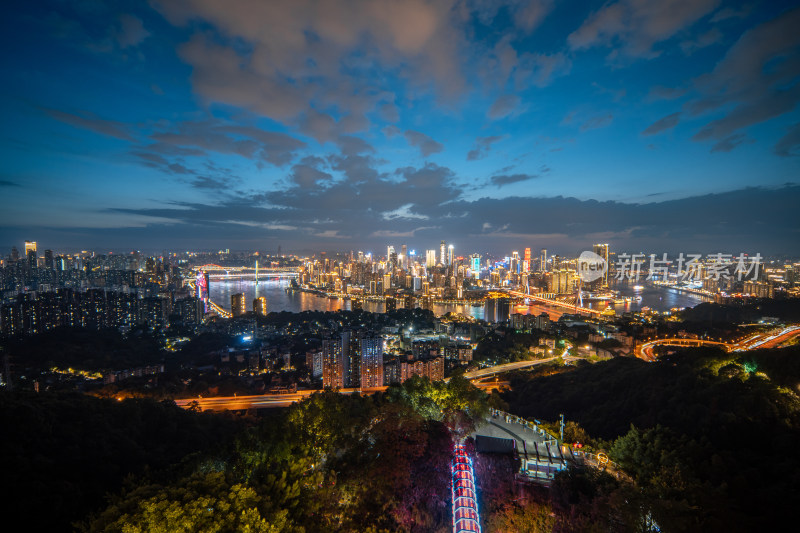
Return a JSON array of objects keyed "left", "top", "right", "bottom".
[
  {"left": 491, "top": 173, "right": 538, "bottom": 187},
  {"left": 149, "top": 119, "right": 306, "bottom": 166},
  {"left": 488, "top": 94, "right": 521, "bottom": 119},
  {"left": 679, "top": 27, "right": 722, "bottom": 55},
  {"left": 710, "top": 134, "right": 751, "bottom": 153},
  {"left": 568, "top": 0, "right": 720, "bottom": 58},
  {"left": 467, "top": 135, "right": 505, "bottom": 160},
  {"left": 775, "top": 123, "right": 800, "bottom": 157},
  {"left": 154, "top": 0, "right": 468, "bottom": 130},
  {"left": 116, "top": 14, "right": 150, "bottom": 48},
  {"left": 580, "top": 114, "right": 614, "bottom": 132},
  {"left": 647, "top": 85, "right": 687, "bottom": 101},
  {"left": 688, "top": 8, "right": 800, "bottom": 144},
  {"left": 0, "top": 180, "right": 21, "bottom": 188},
  {"left": 45, "top": 108, "right": 133, "bottom": 140},
  {"left": 642, "top": 112, "right": 680, "bottom": 136},
  {"left": 403, "top": 130, "right": 444, "bottom": 157}
]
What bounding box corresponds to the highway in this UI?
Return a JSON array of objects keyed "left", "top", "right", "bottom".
[
  {"left": 461, "top": 356, "right": 575, "bottom": 380},
  {"left": 636, "top": 325, "right": 800, "bottom": 361}
]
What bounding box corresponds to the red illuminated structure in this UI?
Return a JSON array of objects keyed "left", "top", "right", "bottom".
[{"left": 451, "top": 442, "right": 481, "bottom": 533}]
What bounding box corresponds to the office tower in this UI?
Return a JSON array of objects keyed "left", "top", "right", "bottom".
[
  {"left": 44, "top": 249, "right": 54, "bottom": 270},
  {"left": 400, "top": 244, "right": 407, "bottom": 269},
  {"left": 387, "top": 245, "right": 395, "bottom": 263},
  {"left": 540, "top": 249, "right": 547, "bottom": 272},
  {"left": 470, "top": 254, "right": 481, "bottom": 275},
  {"left": 358, "top": 332, "right": 384, "bottom": 388},
  {"left": 26, "top": 248, "right": 37, "bottom": 270},
  {"left": 24, "top": 241, "right": 37, "bottom": 255},
  {"left": 448, "top": 244, "right": 454, "bottom": 266},
  {"left": 10, "top": 246, "right": 19, "bottom": 262},
  {"left": 231, "top": 293, "right": 247, "bottom": 317},
  {"left": 511, "top": 251, "right": 520, "bottom": 273},
  {"left": 383, "top": 274, "right": 392, "bottom": 292},
  {"left": 426, "top": 249, "right": 437, "bottom": 269},
  {"left": 322, "top": 334, "right": 345, "bottom": 389},
  {"left": 440, "top": 240, "right": 446, "bottom": 266},
  {"left": 592, "top": 243, "right": 610, "bottom": 287},
  {"left": 253, "top": 296, "right": 267, "bottom": 316},
  {"left": 340, "top": 329, "right": 358, "bottom": 387},
  {"left": 524, "top": 248, "right": 531, "bottom": 272}
]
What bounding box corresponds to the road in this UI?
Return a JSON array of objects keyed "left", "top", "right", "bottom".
[
  {"left": 636, "top": 325, "right": 800, "bottom": 361},
  {"left": 461, "top": 356, "right": 578, "bottom": 380},
  {"left": 175, "top": 356, "right": 575, "bottom": 411}
]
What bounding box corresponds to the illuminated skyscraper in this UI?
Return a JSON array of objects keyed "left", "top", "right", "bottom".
[
  {"left": 253, "top": 296, "right": 267, "bottom": 316},
  {"left": 470, "top": 254, "right": 481, "bottom": 273},
  {"left": 592, "top": 244, "right": 610, "bottom": 287},
  {"left": 358, "top": 332, "right": 384, "bottom": 388},
  {"left": 322, "top": 334, "right": 345, "bottom": 389},
  {"left": 426, "top": 249, "right": 437, "bottom": 269},
  {"left": 448, "top": 244, "right": 454, "bottom": 266},
  {"left": 231, "top": 293, "right": 247, "bottom": 317},
  {"left": 540, "top": 249, "right": 547, "bottom": 272},
  {"left": 440, "top": 240, "right": 446, "bottom": 266},
  {"left": 400, "top": 244, "right": 407, "bottom": 269},
  {"left": 524, "top": 248, "right": 531, "bottom": 272},
  {"left": 24, "top": 241, "right": 37, "bottom": 255}
]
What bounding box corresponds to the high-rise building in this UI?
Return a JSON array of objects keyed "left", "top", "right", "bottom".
[
  {"left": 524, "top": 248, "right": 531, "bottom": 272},
  {"left": 540, "top": 249, "right": 547, "bottom": 272},
  {"left": 448, "top": 244, "right": 454, "bottom": 266},
  {"left": 592, "top": 244, "right": 610, "bottom": 287},
  {"left": 24, "top": 241, "right": 37, "bottom": 255},
  {"left": 322, "top": 334, "right": 345, "bottom": 389},
  {"left": 470, "top": 254, "right": 481, "bottom": 274},
  {"left": 253, "top": 296, "right": 267, "bottom": 316},
  {"left": 231, "top": 293, "right": 247, "bottom": 317},
  {"left": 358, "top": 332, "right": 384, "bottom": 388},
  {"left": 400, "top": 244, "right": 407, "bottom": 269},
  {"left": 426, "top": 249, "right": 437, "bottom": 269},
  {"left": 440, "top": 240, "right": 447, "bottom": 266},
  {"left": 44, "top": 249, "right": 54, "bottom": 270}
]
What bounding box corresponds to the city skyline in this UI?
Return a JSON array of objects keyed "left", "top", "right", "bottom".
[{"left": 1, "top": 1, "right": 799, "bottom": 253}]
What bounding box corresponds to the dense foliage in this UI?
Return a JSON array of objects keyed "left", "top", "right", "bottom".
[
  {"left": 502, "top": 345, "right": 800, "bottom": 531},
  {"left": 0, "top": 392, "right": 244, "bottom": 531},
  {"left": 2, "top": 376, "right": 490, "bottom": 532}
]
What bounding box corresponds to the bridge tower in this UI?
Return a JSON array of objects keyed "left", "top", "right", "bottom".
[{"left": 255, "top": 260, "right": 259, "bottom": 285}]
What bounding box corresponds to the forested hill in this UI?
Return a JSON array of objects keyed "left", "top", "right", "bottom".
[{"left": 502, "top": 346, "right": 800, "bottom": 531}]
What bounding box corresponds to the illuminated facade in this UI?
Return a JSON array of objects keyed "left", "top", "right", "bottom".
[
  {"left": 253, "top": 296, "right": 267, "bottom": 315},
  {"left": 231, "top": 293, "right": 247, "bottom": 317},
  {"left": 358, "top": 332, "right": 384, "bottom": 388}
]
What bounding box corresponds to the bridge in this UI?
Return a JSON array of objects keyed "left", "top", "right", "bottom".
[
  {"left": 503, "top": 289, "right": 602, "bottom": 317},
  {"left": 193, "top": 264, "right": 299, "bottom": 280}
]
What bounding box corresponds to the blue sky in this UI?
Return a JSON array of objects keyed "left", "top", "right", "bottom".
[{"left": 1, "top": 0, "right": 799, "bottom": 255}]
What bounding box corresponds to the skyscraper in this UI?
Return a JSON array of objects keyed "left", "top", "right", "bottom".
[
  {"left": 448, "top": 244, "right": 454, "bottom": 266},
  {"left": 592, "top": 243, "right": 610, "bottom": 287},
  {"left": 400, "top": 244, "right": 407, "bottom": 269},
  {"left": 540, "top": 249, "right": 547, "bottom": 272},
  {"left": 358, "top": 332, "right": 384, "bottom": 388},
  {"left": 253, "top": 296, "right": 267, "bottom": 316},
  {"left": 426, "top": 249, "right": 437, "bottom": 269},
  {"left": 231, "top": 293, "right": 247, "bottom": 317},
  {"left": 24, "top": 241, "right": 37, "bottom": 255},
  {"left": 322, "top": 334, "right": 345, "bottom": 389},
  {"left": 440, "top": 240, "right": 446, "bottom": 266},
  {"left": 524, "top": 248, "right": 531, "bottom": 272}
]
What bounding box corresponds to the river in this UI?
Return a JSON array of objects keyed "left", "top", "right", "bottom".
[{"left": 209, "top": 278, "right": 710, "bottom": 318}]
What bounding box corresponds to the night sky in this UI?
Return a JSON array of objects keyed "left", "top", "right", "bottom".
[{"left": 1, "top": 0, "right": 799, "bottom": 255}]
